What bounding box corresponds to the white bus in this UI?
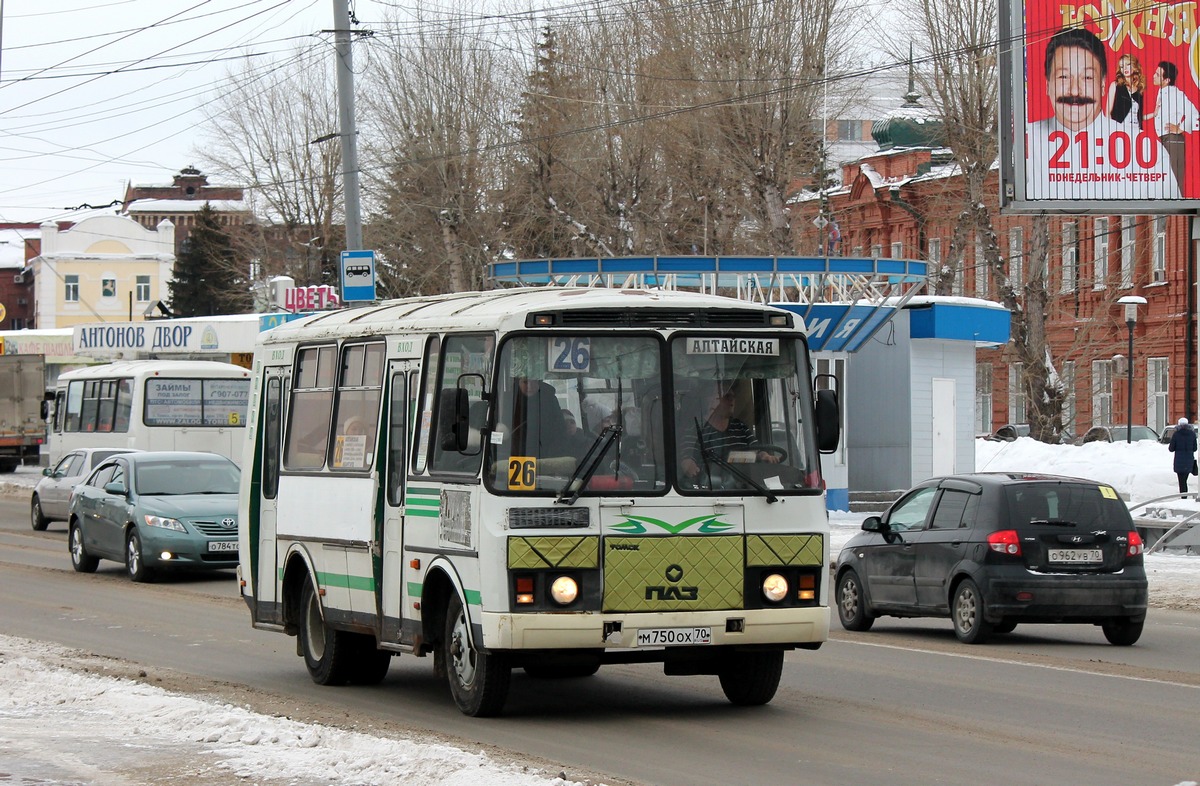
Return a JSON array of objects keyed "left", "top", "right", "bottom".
[
  {"left": 49, "top": 360, "right": 252, "bottom": 465},
  {"left": 237, "top": 288, "right": 839, "bottom": 716}
]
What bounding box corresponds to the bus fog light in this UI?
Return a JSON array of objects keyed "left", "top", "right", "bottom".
[
  {"left": 549, "top": 576, "right": 578, "bottom": 605},
  {"left": 762, "top": 573, "right": 788, "bottom": 603}
]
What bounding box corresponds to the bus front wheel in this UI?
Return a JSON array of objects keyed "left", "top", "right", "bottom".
[
  {"left": 300, "top": 576, "right": 357, "bottom": 685},
  {"left": 443, "top": 593, "right": 510, "bottom": 716},
  {"left": 717, "top": 649, "right": 784, "bottom": 706}
]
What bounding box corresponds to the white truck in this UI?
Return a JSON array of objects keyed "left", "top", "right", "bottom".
[{"left": 0, "top": 354, "right": 48, "bottom": 472}]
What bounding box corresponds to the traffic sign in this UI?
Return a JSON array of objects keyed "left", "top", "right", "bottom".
[{"left": 340, "top": 250, "right": 377, "bottom": 303}]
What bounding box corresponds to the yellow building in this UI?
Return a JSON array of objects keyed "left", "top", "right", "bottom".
[{"left": 31, "top": 215, "right": 175, "bottom": 329}]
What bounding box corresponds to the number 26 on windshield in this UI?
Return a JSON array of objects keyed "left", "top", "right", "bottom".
[{"left": 548, "top": 337, "right": 590, "bottom": 372}]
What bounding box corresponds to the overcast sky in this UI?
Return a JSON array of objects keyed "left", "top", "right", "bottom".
[
  {"left": 0, "top": 0, "right": 391, "bottom": 226},
  {"left": 0, "top": 0, "right": 902, "bottom": 231}
]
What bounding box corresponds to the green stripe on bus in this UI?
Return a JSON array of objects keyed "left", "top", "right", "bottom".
[
  {"left": 406, "top": 582, "right": 481, "bottom": 607},
  {"left": 405, "top": 508, "right": 440, "bottom": 517},
  {"left": 407, "top": 497, "right": 441, "bottom": 507},
  {"left": 406, "top": 487, "right": 441, "bottom": 496},
  {"left": 316, "top": 572, "right": 376, "bottom": 592}
]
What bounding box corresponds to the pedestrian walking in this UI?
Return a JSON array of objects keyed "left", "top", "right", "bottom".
[{"left": 1167, "top": 417, "right": 1198, "bottom": 497}]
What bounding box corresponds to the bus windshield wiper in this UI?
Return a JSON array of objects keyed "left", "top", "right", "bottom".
[
  {"left": 556, "top": 424, "right": 622, "bottom": 505},
  {"left": 700, "top": 447, "right": 778, "bottom": 504}
]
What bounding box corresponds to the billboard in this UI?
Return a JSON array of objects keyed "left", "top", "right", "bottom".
[{"left": 1000, "top": 0, "right": 1200, "bottom": 212}]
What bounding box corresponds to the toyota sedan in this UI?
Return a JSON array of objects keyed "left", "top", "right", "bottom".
[
  {"left": 834, "top": 472, "right": 1148, "bottom": 645},
  {"left": 67, "top": 451, "right": 241, "bottom": 582}
]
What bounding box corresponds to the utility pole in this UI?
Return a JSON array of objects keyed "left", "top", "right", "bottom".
[{"left": 332, "top": 0, "right": 363, "bottom": 252}]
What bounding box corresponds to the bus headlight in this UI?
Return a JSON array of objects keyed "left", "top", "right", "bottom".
[
  {"left": 549, "top": 576, "right": 579, "bottom": 605},
  {"left": 761, "top": 573, "right": 789, "bottom": 603}
]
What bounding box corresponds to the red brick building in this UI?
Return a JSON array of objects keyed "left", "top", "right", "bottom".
[
  {"left": 794, "top": 108, "right": 1196, "bottom": 440},
  {"left": 121, "top": 166, "right": 253, "bottom": 258}
]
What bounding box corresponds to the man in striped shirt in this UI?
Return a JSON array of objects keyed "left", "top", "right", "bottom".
[{"left": 680, "top": 381, "right": 779, "bottom": 481}]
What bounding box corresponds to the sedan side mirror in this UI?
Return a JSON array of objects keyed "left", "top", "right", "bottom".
[
  {"left": 103, "top": 481, "right": 128, "bottom": 497},
  {"left": 861, "top": 515, "right": 883, "bottom": 532}
]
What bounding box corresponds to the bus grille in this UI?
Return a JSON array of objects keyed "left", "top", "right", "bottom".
[{"left": 602, "top": 535, "right": 743, "bottom": 612}]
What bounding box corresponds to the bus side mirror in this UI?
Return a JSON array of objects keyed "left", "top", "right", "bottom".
[
  {"left": 438, "top": 388, "right": 470, "bottom": 452},
  {"left": 815, "top": 388, "right": 840, "bottom": 453},
  {"left": 40, "top": 400, "right": 49, "bottom": 419}
]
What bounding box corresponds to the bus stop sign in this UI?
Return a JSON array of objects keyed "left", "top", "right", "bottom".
[{"left": 340, "top": 250, "right": 377, "bottom": 302}]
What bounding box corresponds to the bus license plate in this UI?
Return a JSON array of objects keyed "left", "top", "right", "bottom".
[
  {"left": 1048, "top": 548, "right": 1101, "bottom": 564},
  {"left": 208, "top": 541, "right": 238, "bottom": 553},
  {"left": 635, "top": 627, "right": 712, "bottom": 647}
]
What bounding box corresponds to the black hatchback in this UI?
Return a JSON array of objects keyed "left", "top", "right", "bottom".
[{"left": 834, "top": 473, "right": 1148, "bottom": 645}]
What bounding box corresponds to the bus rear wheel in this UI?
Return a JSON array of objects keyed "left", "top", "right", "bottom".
[
  {"left": 443, "top": 593, "right": 510, "bottom": 716},
  {"left": 300, "top": 575, "right": 358, "bottom": 685},
  {"left": 717, "top": 649, "right": 784, "bottom": 706}
]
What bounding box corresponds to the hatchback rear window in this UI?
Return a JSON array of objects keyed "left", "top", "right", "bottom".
[{"left": 1005, "top": 483, "right": 1131, "bottom": 530}]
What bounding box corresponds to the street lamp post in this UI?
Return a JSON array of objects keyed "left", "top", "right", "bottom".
[{"left": 1117, "top": 296, "right": 1147, "bottom": 443}]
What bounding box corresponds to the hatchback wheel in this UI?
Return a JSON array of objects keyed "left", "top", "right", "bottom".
[
  {"left": 31, "top": 495, "right": 49, "bottom": 531},
  {"left": 69, "top": 521, "right": 98, "bottom": 573},
  {"left": 126, "top": 531, "right": 155, "bottom": 583},
  {"left": 1101, "top": 617, "right": 1143, "bottom": 646},
  {"left": 951, "top": 579, "right": 993, "bottom": 644},
  {"left": 836, "top": 569, "right": 875, "bottom": 631}
]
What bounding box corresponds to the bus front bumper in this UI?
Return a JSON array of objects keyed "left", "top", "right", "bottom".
[{"left": 481, "top": 606, "right": 829, "bottom": 650}]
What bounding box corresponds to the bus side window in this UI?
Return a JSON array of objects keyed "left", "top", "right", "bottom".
[
  {"left": 430, "top": 334, "right": 490, "bottom": 475},
  {"left": 412, "top": 336, "right": 441, "bottom": 474},
  {"left": 263, "top": 377, "right": 282, "bottom": 499},
  {"left": 386, "top": 372, "right": 408, "bottom": 507},
  {"left": 113, "top": 379, "right": 133, "bottom": 432},
  {"left": 284, "top": 345, "right": 335, "bottom": 470},
  {"left": 64, "top": 381, "right": 83, "bottom": 432}
]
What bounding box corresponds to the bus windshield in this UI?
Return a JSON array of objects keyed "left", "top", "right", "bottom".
[
  {"left": 671, "top": 335, "right": 821, "bottom": 494},
  {"left": 486, "top": 333, "right": 821, "bottom": 496}
]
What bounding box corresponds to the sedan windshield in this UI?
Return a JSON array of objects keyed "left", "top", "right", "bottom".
[{"left": 135, "top": 460, "right": 240, "bottom": 495}]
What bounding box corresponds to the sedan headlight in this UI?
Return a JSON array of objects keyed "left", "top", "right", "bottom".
[{"left": 143, "top": 514, "right": 186, "bottom": 532}]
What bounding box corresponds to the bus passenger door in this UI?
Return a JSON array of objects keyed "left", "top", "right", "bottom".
[
  {"left": 379, "top": 367, "right": 411, "bottom": 644},
  {"left": 253, "top": 371, "right": 285, "bottom": 616}
]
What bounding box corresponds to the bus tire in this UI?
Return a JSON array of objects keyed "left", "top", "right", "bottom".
[
  {"left": 443, "top": 592, "right": 510, "bottom": 717},
  {"left": 717, "top": 649, "right": 784, "bottom": 706},
  {"left": 125, "top": 531, "right": 156, "bottom": 583},
  {"left": 347, "top": 637, "right": 392, "bottom": 685},
  {"left": 299, "top": 576, "right": 356, "bottom": 686},
  {"left": 69, "top": 521, "right": 98, "bottom": 573}
]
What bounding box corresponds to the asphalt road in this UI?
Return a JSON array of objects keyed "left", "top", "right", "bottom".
[{"left": 3, "top": 496, "right": 1199, "bottom": 786}]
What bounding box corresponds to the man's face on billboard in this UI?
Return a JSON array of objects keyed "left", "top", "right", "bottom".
[{"left": 1047, "top": 44, "right": 1104, "bottom": 131}]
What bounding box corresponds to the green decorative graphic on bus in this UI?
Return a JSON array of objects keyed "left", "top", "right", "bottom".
[
  {"left": 746, "top": 534, "right": 823, "bottom": 566},
  {"left": 603, "top": 535, "right": 743, "bottom": 612},
  {"left": 508, "top": 536, "right": 599, "bottom": 569},
  {"left": 610, "top": 513, "right": 734, "bottom": 535}
]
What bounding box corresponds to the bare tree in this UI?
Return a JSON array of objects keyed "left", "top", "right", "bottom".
[
  {"left": 361, "top": 2, "right": 511, "bottom": 295},
  {"left": 196, "top": 46, "right": 343, "bottom": 287}
]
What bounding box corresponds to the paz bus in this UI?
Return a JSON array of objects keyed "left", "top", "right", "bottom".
[
  {"left": 237, "top": 287, "right": 839, "bottom": 716},
  {"left": 48, "top": 360, "right": 252, "bottom": 465}
]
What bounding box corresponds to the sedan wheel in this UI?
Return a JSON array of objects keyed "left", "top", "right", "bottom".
[
  {"left": 31, "top": 496, "right": 49, "bottom": 531},
  {"left": 126, "top": 531, "right": 155, "bottom": 583},
  {"left": 836, "top": 569, "right": 875, "bottom": 631},
  {"left": 1101, "top": 617, "right": 1144, "bottom": 646},
  {"left": 69, "top": 522, "right": 98, "bottom": 573},
  {"left": 952, "top": 579, "right": 993, "bottom": 644}
]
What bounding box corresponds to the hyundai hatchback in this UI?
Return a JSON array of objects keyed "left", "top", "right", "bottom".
[
  {"left": 835, "top": 473, "right": 1148, "bottom": 645},
  {"left": 67, "top": 451, "right": 240, "bottom": 582}
]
